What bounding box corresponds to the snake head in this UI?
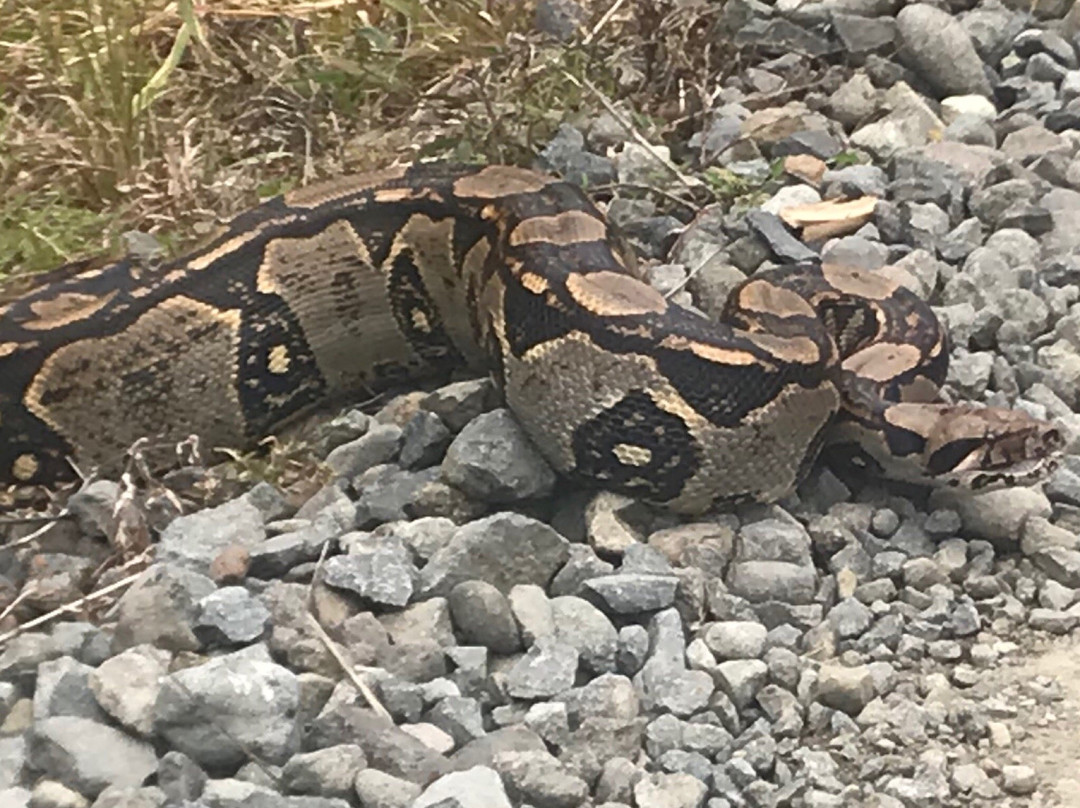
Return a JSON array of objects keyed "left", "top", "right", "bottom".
[{"left": 904, "top": 404, "right": 1066, "bottom": 491}]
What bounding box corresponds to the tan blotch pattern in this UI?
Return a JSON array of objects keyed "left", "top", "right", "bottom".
[
  {"left": 565, "top": 272, "right": 668, "bottom": 317},
  {"left": 738, "top": 280, "right": 816, "bottom": 318},
  {"left": 452, "top": 166, "right": 552, "bottom": 198},
  {"left": 509, "top": 210, "right": 607, "bottom": 246},
  {"left": 842, "top": 342, "right": 922, "bottom": 382},
  {"left": 12, "top": 453, "right": 39, "bottom": 482},
  {"left": 268, "top": 344, "right": 290, "bottom": 374},
  {"left": 22, "top": 291, "right": 118, "bottom": 331}
]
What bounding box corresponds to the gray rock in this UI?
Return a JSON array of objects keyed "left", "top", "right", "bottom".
[
  {"left": 421, "top": 379, "right": 498, "bottom": 432},
  {"left": 539, "top": 123, "right": 616, "bottom": 188},
  {"left": 427, "top": 696, "right": 486, "bottom": 747},
  {"left": 897, "top": 4, "right": 991, "bottom": 97},
  {"left": 260, "top": 582, "right": 339, "bottom": 677},
  {"left": 442, "top": 410, "right": 556, "bottom": 502},
  {"left": 715, "top": 660, "right": 769, "bottom": 710},
  {"left": 509, "top": 585, "right": 556, "bottom": 646},
  {"left": 1028, "top": 607, "right": 1079, "bottom": 634},
  {"left": 67, "top": 481, "right": 120, "bottom": 540},
  {"left": 0, "top": 737, "right": 26, "bottom": 790},
  {"left": 827, "top": 598, "right": 874, "bottom": 639},
  {"left": 0, "top": 633, "right": 62, "bottom": 691},
  {"left": 156, "top": 751, "right": 207, "bottom": 804},
  {"left": 617, "top": 625, "right": 650, "bottom": 676},
  {"left": 851, "top": 83, "right": 945, "bottom": 158},
  {"left": 413, "top": 766, "right": 512, "bottom": 808},
  {"left": 353, "top": 769, "right": 420, "bottom": 808},
  {"left": 595, "top": 757, "right": 641, "bottom": 804},
  {"left": 86, "top": 785, "right": 166, "bottom": 808},
  {"left": 153, "top": 646, "right": 300, "bottom": 769},
  {"left": 325, "top": 424, "right": 402, "bottom": 478},
  {"left": 929, "top": 487, "right": 1051, "bottom": 544},
  {"left": 28, "top": 780, "right": 90, "bottom": 808},
  {"left": 352, "top": 466, "right": 445, "bottom": 528},
  {"left": 323, "top": 533, "right": 416, "bottom": 607},
  {"left": 583, "top": 573, "right": 679, "bottom": 614},
  {"left": 490, "top": 750, "right": 588, "bottom": 808},
  {"left": 726, "top": 561, "right": 817, "bottom": 604},
  {"left": 248, "top": 520, "right": 341, "bottom": 580},
  {"left": 316, "top": 409, "right": 369, "bottom": 456},
  {"left": 449, "top": 581, "right": 522, "bottom": 655},
  {"left": 703, "top": 621, "right": 768, "bottom": 660},
  {"left": 565, "top": 673, "right": 640, "bottom": 723},
  {"left": 737, "top": 519, "right": 812, "bottom": 565},
  {"left": 814, "top": 664, "right": 875, "bottom": 716},
  {"left": 505, "top": 642, "right": 579, "bottom": 699},
  {"left": 420, "top": 513, "right": 569, "bottom": 597},
  {"left": 112, "top": 564, "right": 216, "bottom": 653},
  {"left": 29, "top": 717, "right": 157, "bottom": 798},
  {"left": 33, "top": 657, "right": 106, "bottom": 724},
  {"left": 400, "top": 411, "right": 452, "bottom": 469},
  {"left": 156, "top": 495, "right": 267, "bottom": 575},
  {"left": 193, "top": 586, "right": 271, "bottom": 646},
  {"left": 633, "top": 772, "right": 708, "bottom": 808},
  {"left": 635, "top": 610, "right": 714, "bottom": 716},
  {"left": 1001, "top": 764, "right": 1038, "bottom": 796},
  {"left": 550, "top": 544, "right": 616, "bottom": 597},
  {"left": 88, "top": 645, "right": 170, "bottom": 736},
  {"left": 281, "top": 745, "right": 367, "bottom": 799},
  {"left": 309, "top": 706, "right": 446, "bottom": 785}
]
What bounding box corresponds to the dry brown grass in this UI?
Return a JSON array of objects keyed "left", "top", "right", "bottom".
[{"left": 0, "top": 0, "right": 737, "bottom": 279}]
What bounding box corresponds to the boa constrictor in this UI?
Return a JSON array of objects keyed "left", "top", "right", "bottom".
[{"left": 0, "top": 163, "right": 1064, "bottom": 512}]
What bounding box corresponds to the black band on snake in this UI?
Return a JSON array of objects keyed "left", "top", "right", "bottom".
[{"left": 0, "top": 163, "right": 1065, "bottom": 513}]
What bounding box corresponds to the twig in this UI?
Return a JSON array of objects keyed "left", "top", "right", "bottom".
[
  {"left": 306, "top": 614, "right": 393, "bottom": 722},
  {"left": 560, "top": 71, "right": 700, "bottom": 192},
  {"left": 0, "top": 588, "right": 34, "bottom": 627},
  {"left": 0, "top": 510, "right": 71, "bottom": 549},
  {"left": 307, "top": 538, "right": 332, "bottom": 606},
  {"left": 305, "top": 539, "right": 391, "bottom": 721},
  {"left": 664, "top": 243, "right": 728, "bottom": 299},
  {"left": 584, "top": 0, "right": 630, "bottom": 45},
  {"left": 589, "top": 182, "right": 702, "bottom": 213},
  {"left": 0, "top": 570, "right": 143, "bottom": 647},
  {"left": 0, "top": 513, "right": 73, "bottom": 528}
]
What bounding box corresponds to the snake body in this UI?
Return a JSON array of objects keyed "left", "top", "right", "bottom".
[{"left": 0, "top": 164, "right": 1064, "bottom": 512}]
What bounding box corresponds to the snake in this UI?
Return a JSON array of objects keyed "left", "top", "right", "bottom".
[{"left": 0, "top": 163, "right": 1065, "bottom": 513}]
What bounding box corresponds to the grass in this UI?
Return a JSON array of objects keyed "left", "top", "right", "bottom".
[{"left": 0, "top": 0, "right": 653, "bottom": 279}]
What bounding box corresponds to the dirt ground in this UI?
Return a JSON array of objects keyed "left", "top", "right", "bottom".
[{"left": 981, "top": 633, "right": 1080, "bottom": 806}]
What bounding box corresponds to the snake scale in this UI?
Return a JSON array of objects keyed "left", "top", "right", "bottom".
[{"left": 0, "top": 163, "right": 1065, "bottom": 513}]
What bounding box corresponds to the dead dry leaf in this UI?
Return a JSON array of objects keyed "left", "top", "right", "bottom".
[{"left": 780, "top": 196, "right": 879, "bottom": 241}]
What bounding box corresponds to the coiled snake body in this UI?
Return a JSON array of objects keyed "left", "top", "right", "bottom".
[{"left": 0, "top": 164, "right": 1064, "bottom": 512}]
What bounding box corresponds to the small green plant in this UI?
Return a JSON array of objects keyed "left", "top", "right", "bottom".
[{"left": 831, "top": 150, "right": 864, "bottom": 168}]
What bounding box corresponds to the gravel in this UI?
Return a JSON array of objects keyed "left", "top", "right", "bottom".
[{"left": 8, "top": 4, "right": 1080, "bottom": 806}]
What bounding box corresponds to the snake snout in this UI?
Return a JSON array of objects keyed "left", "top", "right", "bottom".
[{"left": 938, "top": 409, "right": 1066, "bottom": 491}]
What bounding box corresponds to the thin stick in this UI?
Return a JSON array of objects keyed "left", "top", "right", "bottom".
[
  {"left": 1, "top": 510, "right": 71, "bottom": 550},
  {"left": 584, "top": 0, "right": 630, "bottom": 45},
  {"left": 306, "top": 614, "right": 393, "bottom": 722},
  {"left": 306, "top": 540, "right": 391, "bottom": 721},
  {"left": 0, "top": 570, "right": 143, "bottom": 647},
  {"left": 664, "top": 243, "right": 728, "bottom": 298},
  {"left": 561, "top": 71, "right": 700, "bottom": 191}
]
